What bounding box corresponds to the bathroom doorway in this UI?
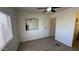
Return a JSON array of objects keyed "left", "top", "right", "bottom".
[{"left": 50, "top": 17, "right": 56, "bottom": 37}]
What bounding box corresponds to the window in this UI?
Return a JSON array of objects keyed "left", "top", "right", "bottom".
[{"left": 0, "top": 11, "right": 13, "bottom": 50}]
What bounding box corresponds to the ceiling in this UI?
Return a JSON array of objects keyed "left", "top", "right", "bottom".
[{"left": 15, "top": 7, "right": 69, "bottom": 14}]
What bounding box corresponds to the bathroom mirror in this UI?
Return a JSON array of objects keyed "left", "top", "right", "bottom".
[{"left": 25, "top": 18, "right": 39, "bottom": 31}]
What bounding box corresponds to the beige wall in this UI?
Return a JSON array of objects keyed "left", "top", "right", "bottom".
[
  {"left": 76, "top": 12, "right": 79, "bottom": 32},
  {"left": 0, "top": 7, "right": 19, "bottom": 51},
  {"left": 17, "top": 12, "right": 50, "bottom": 42}
]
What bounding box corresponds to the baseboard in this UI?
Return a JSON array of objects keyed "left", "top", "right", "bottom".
[{"left": 19, "top": 36, "right": 54, "bottom": 43}]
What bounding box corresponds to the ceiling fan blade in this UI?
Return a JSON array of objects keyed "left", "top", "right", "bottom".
[
  {"left": 51, "top": 9, "right": 56, "bottom": 12},
  {"left": 43, "top": 10, "right": 47, "bottom": 13},
  {"left": 51, "top": 7, "right": 60, "bottom": 13},
  {"left": 51, "top": 7, "right": 60, "bottom": 9}
]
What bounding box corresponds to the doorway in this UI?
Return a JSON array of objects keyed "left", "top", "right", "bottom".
[
  {"left": 50, "top": 18, "right": 56, "bottom": 37},
  {"left": 72, "top": 12, "right": 79, "bottom": 48}
]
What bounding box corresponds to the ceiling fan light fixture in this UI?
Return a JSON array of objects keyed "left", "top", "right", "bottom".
[{"left": 47, "top": 7, "right": 51, "bottom": 11}]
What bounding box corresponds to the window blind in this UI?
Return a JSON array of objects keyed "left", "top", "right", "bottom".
[{"left": 0, "top": 11, "right": 13, "bottom": 50}]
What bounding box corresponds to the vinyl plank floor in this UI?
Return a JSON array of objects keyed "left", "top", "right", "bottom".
[{"left": 17, "top": 37, "right": 79, "bottom": 51}]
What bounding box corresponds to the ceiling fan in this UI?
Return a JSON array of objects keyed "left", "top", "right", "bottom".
[{"left": 37, "top": 7, "right": 60, "bottom": 13}]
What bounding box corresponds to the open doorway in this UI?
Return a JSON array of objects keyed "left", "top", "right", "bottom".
[
  {"left": 50, "top": 17, "right": 56, "bottom": 37},
  {"left": 72, "top": 12, "right": 79, "bottom": 48}
]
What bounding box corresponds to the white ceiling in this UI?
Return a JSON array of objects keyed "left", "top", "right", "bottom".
[{"left": 15, "top": 7, "right": 69, "bottom": 14}]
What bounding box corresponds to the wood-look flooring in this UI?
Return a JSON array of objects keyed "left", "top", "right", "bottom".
[{"left": 18, "top": 37, "right": 79, "bottom": 51}]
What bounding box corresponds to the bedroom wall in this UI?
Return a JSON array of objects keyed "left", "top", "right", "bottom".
[
  {"left": 50, "top": 8, "right": 79, "bottom": 47},
  {"left": 17, "top": 12, "right": 50, "bottom": 42}
]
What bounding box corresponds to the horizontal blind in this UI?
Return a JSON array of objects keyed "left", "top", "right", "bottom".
[{"left": 0, "top": 11, "right": 13, "bottom": 50}]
